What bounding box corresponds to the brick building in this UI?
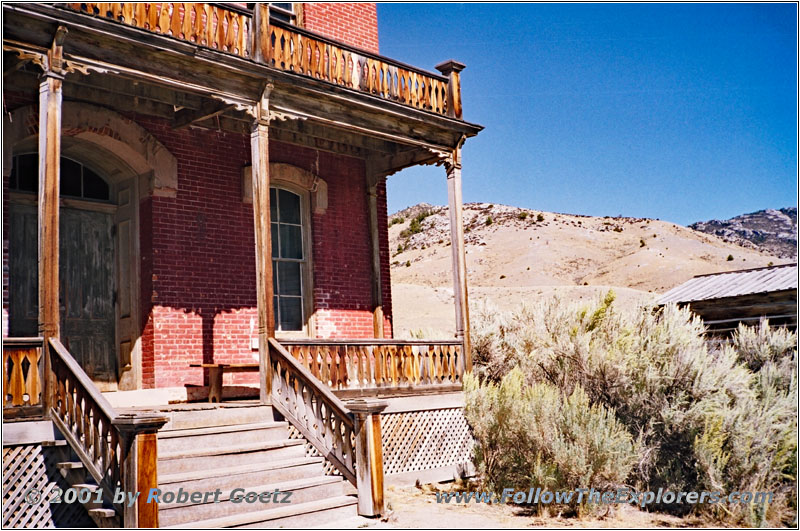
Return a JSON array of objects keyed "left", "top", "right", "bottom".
[{"left": 3, "top": 3, "right": 482, "bottom": 526}]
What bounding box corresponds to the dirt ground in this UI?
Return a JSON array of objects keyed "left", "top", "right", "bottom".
[{"left": 329, "top": 483, "right": 704, "bottom": 529}]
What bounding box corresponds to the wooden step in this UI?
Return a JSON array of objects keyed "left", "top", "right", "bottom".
[
  {"left": 157, "top": 439, "right": 306, "bottom": 475},
  {"left": 160, "top": 405, "right": 274, "bottom": 430},
  {"left": 163, "top": 495, "right": 358, "bottom": 529},
  {"left": 157, "top": 475, "right": 346, "bottom": 527},
  {"left": 157, "top": 421, "right": 288, "bottom": 453},
  {"left": 40, "top": 440, "right": 68, "bottom": 447},
  {"left": 159, "top": 456, "right": 324, "bottom": 493}
]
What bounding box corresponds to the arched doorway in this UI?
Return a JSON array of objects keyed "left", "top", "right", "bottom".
[
  {"left": 5, "top": 102, "right": 177, "bottom": 391},
  {"left": 8, "top": 152, "right": 135, "bottom": 390}
]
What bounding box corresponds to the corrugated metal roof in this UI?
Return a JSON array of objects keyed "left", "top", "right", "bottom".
[{"left": 659, "top": 263, "right": 798, "bottom": 304}]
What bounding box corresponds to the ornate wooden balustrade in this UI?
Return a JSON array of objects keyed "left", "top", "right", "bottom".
[
  {"left": 269, "top": 338, "right": 386, "bottom": 516},
  {"left": 269, "top": 338, "right": 357, "bottom": 483},
  {"left": 45, "top": 338, "right": 167, "bottom": 527},
  {"left": 49, "top": 338, "right": 124, "bottom": 511},
  {"left": 61, "top": 3, "right": 461, "bottom": 118},
  {"left": 280, "top": 339, "right": 466, "bottom": 397},
  {"left": 66, "top": 2, "right": 251, "bottom": 57},
  {"left": 267, "top": 20, "right": 450, "bottom": 116},
  {"left": 3, "top": 337, "right": 44, "bottom": 418}
]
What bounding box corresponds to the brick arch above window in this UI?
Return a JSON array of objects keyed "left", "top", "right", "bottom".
[{"left": 242, "top": 162, "right": 327, "bottom": 214}]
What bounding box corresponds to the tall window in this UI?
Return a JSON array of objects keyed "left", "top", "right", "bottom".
[{"left": 271, "top": 187, "right": 306, "bottom": 331}]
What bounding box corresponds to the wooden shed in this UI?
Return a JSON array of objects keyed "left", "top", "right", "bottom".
[{"left": 658, "top": 263, "right": 798, "bottom": 335}]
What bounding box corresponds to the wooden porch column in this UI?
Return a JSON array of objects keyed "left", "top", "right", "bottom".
[
  {"left": 113, "top": 413, "right": 169, "bottom": 528},
  {"left": 39, "top": 26, "right": 68, "bottom": 411},
  {"left": 348, "top": 399, "right": 388, "bottom": 517},
  {"left": 445, "top": 146, "right": 472, "bottom": 371},
  {"left": 251, "top": 85, "right": 275, "bottom": 404},
  {"left": 365, "top": 166, "right": 385, "bottom": 338}
]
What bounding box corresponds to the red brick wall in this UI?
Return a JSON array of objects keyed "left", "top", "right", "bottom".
[
  {"left": 132, "top": 116, "right": 392, "bottom": 388},
  {"left": 302, "top": 3, "right": 379, "bottom": 54}
]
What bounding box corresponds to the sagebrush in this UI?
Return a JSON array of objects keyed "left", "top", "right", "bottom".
[{"left": 466, "top": 293, "right": 797, "bottom": 526}]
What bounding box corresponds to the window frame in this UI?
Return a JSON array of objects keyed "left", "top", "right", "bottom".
[
  {"left": 10, "top": 152, "right": 113, "bottom": 205},
  {"left": 270, "top": 181, "right": 314, "bottom": 337}
]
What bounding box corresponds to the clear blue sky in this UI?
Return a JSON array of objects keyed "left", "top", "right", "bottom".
[{"left": 377, "top": 3, "right": 797, "bottom": 226}]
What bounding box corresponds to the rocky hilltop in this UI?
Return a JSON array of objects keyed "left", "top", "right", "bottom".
[{"left": 690, "top": 207, "right": 797, "bottom": 259}]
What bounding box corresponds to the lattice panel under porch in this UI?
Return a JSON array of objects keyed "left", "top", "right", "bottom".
[
  {"left": 2, "top": 444, "right": 95, "bottom": 528},
  {"left": 381, "top": 408, "right": 473, "bottom": 476}
]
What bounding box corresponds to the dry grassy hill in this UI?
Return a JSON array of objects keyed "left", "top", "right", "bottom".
[{"left": 388, "top": 203, "right": 789, "bottom": 337}]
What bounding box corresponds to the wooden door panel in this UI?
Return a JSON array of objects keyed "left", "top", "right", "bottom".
[
  {"left": 9, "top": 203, "right": 116, "bottom": 383},
  {"left": 9, "top": 204, "right": 38, "bottom": 337},
  {"left": 60, "top": 208, "right": 116, "bottom": 382}
]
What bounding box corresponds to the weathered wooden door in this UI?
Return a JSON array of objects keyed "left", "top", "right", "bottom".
[
  {"left": 9, "top": 203, "right": 117, "bottom": 383},
  {"left": 114, "top": 178, "right": 137, "bottom": 390}
]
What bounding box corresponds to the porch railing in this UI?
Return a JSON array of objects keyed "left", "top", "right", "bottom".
[
  {"left": 280, "top": 339, "right": 466, "bottom": 396},
  {"left": 62, "top": 3, "right": 462, "bottom": 118},
  {"left": 3, "top": 337, "right": 44, "bottom": 418},
  {"left": 3, "top": 337, "right": 168, "bottom": 527}
]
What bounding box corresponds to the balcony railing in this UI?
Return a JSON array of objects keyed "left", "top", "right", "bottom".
[{"left": 62, "top": 3, "right": 462, "bottom": 118}]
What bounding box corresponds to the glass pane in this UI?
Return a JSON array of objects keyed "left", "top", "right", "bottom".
[
  {"left": 272, "top": 260, "right": 278, "bottom": 293},
  {"left": 270, "top": 188, "right": 277, "bottom": 221},
  {"left": 60, "top": 158, "right": 83, "bottom": 197},
  {"left": 278, "top": 261, "right": 301, "bottom": 296},
  {"left": 16, "top": 154, "right": 37, "bottom": 193},
  {"left": 10, "top": 156, "right": 17, "bottom": 189},
  {"left": 279, "top": 224, "right": 303, "bottom": 259},
  {"left": 273, "top": 296, "right": 279, "bottom": 329},
  {"left": 271, "top": 223, "right": 279, "bottom": 258},
  {"left": 279, "top": 297, "right": 302, "bottom": 331},
  {"left": 83, "top": 167, "right": 109, "bottom": 200},
  {"left": 278, "top": 189, "right": 301, "bottom": 224}
]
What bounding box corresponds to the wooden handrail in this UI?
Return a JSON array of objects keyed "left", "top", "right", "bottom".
[
  {"left": 49, "top": 337, "right": 118, "bottom": 421},
  {"left": 280, "top": 338, "right": 464, "bottom": 346},
  {"left": 269, "top": 338, "right": 387, "bottom": 516},
  {"left": 268, "top": 338, "right": 356, "bottom": 483},
  {"left": 48, "top": 338, "right": 167, "bottom": 527}
]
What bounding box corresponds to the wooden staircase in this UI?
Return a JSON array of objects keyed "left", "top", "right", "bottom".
[{"left": 153, "top": 405, "right": 357, "bottom": 528}]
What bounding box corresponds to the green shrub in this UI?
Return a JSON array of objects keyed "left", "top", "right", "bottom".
[
  {"left": 518, "top": 212, "right": 529, "bottom": 220},
  {"left": 389, "top": 216, "right": 404, "bottom": 227},
  {"left": 486, "top": 216, "right": 493, "bottom": 226},
  {"left": 537, "top": 213, "right": 545, "bottom": 222},
  {"left": 464, "top": 369, "right": 636, "bottom": 514},
  {"left": 468, "top": 295, "right": 797, "bottom": 526},
  {"left": 727, "top": 254, "right": 734, "bottom": 261}
]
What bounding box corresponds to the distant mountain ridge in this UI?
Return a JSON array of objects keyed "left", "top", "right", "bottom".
[{"left": 690, "top": 207, "right": 797, "bottom": 259}]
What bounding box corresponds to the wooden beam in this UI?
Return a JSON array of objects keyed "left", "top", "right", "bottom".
[
  {"left": 251, "top": 85, "right": 275, "bottom": 404},
  {"left": 445, "top": 144, "right": 471, "bottom": 370},
  {"left": 173, "top": 102, "right": 234, "bottom": 130}
]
